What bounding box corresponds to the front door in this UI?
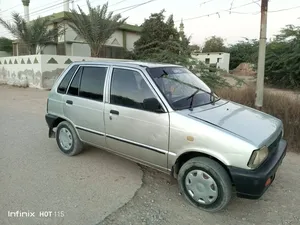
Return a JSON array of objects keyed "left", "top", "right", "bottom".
[
  {"left": 63, "top": 65, "right": 108, "bottom": 148},
  {"left": 104, "top": 67, "right": 169, "bottom": 171}
]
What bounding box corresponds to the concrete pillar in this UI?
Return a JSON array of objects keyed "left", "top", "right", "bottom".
[
  {"left": 22, "top": 0, "right": 30, "bottom": 21},
  {"left": 63, "top": 0, "right": 70, "bottom": 12}
]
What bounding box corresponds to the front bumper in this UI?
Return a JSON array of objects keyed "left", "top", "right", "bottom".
[{"left": 228, "top": 139, "right": 287, "bottom": 199}]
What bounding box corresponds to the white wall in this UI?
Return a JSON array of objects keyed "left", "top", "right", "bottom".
[
  {"left": 42, "top": 45, "right": 57, "bottom": 55},
  {"left": 0, "top": 55, "right": 43, "bottom": 88},
  {"left": 72, "top": 43, "right": 91, "bottom": 57},
  {"left": 0, "top": 54, "right": 135, "bottom": 89},
  {"left": 0, "top": 51, "right": 12, "bottom": 57},
  {"left": 105, "top": 30, "right": 124, "bottom": 47},
  {"left": 192, "top": 52, "right": 230, "bottom": 72},
  {"left": 126, "top": 32, "right": 140, "bottom": 51},
  {"left": 40, "top": 55, "right": 132, "bottom": 89}
]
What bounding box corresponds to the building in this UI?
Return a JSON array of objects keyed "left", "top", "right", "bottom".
[
  {"left": 192, "top": 52, "right": 230, "bottom": 72},
  {"left": 13, "top": 0, "right": 142, "bottom": 58}
]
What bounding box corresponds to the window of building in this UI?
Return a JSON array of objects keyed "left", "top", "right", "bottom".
[
  {"left": 57, "top": 43, "right": 66, "bottom": 55},
  {"left": 205, "top": 58, "right": 210, "bottom": 64},
  {"left": 99, "top": 46, "right": 125, "bottom": 59},
  {"left": 67, "top": 67, "right": 82, "bottom": 96},
  {"left": 217, "top": 58, "right": 222, "bottom": 63},
  {"left": 78, "top": 67, "right": 107, "bottom": 101},
  {"left": 110, "top": 68, "right": 160, "bottom": 112},
  {"left": 57, "top": 65, "right": 79, "bottom": 94}
]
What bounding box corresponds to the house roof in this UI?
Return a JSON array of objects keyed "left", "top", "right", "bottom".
[{"left": 44, "top": 11, "right": 142, "bottom": 33}]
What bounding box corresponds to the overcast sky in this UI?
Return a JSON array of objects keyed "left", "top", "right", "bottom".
[{"left": 0, "top": 0, "right": 299, "bottom": 46}]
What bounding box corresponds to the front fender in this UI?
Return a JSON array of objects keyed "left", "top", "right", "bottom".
[{"left": 168, "top": 147, "right": 231, "bottom": 171}]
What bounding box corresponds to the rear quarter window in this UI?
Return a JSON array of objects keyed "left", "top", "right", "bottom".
[{"left": 57, "top": 65, "right": 79, "bottom": 94}]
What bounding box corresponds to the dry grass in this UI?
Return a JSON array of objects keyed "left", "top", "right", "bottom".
[{"left": 217, "top": 86, "right": 300, "bottom": 153}]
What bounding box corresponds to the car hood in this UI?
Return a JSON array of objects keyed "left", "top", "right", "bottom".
[{"left": 188, "top": 100, "right": 282, "bottom": 147}]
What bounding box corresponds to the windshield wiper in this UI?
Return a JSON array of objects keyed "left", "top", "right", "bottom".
[{"left": 188, "top": 89, "right": 200, "bottom": 111}]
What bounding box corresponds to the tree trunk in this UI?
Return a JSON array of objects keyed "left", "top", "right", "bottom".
[
  {"left": 28, "top": 45, "right": 37, "bottom": 55},
  {"left": 90, "top": 44, "right": 105, "bottom": 58}
]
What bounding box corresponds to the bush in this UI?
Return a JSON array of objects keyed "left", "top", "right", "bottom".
[{"left": 217, "top": 86, "right": 300, "bottom": 152}]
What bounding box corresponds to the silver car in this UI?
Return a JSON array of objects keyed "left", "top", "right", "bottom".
[{"left": 45, "top": 61, "right": 287, "bottom": 212}]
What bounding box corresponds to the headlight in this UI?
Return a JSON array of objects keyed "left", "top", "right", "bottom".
[{"left": 248, "top": 146, "right": 269, "bottom": 169}]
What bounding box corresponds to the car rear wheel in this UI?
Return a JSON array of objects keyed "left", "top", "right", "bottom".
[
  {"left": 178, "top": 157, "right": 232, "bottom": 212},
  {"left": 56, "top": 121, "right": 83, "bottom": 156}
]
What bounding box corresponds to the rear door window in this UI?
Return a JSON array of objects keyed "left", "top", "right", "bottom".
[
  {"left": 57, "top": 65, "right": 79, "bottom": 94},
  {"left": 78, "top": 66, "right": 108, "bottom": 102}
]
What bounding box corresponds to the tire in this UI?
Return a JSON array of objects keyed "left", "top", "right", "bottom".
[
  {"left": 56, "top": 121, "right": 83, "bottom": 156},
  {"left": 178, "top": 157, "right": 232, "bottom": 212}
]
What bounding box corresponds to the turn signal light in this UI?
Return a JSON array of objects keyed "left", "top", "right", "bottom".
[{"left": 265, "top": 178, "right": 272, "bottom": 187}]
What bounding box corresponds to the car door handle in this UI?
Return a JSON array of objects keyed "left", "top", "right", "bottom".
[
  {"left": 110, "top": 110, "right": 119, "bottom": 115},
  {"left": 66, "top": 100, "right": 73, "bottom": 105}
]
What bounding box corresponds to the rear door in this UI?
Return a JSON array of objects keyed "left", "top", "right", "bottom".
[
  {"left": 63, "top": 65, "right": 109, "bottom": 148},
  {"left": 104, "top": 67, "right": 170, "bottom": 171}
]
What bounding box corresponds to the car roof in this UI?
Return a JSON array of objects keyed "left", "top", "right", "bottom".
[{"left": 71, "top": 60, "right": 182, "bottom": 69}]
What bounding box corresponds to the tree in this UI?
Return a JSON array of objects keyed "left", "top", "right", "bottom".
[
  {"left": 0, "top": 13, "right": 63, "bottom": 54},
  {"left": 0, "top": 37, "right": 13, "bottom": 53},
  {"left": 133, "top": 10, "right": 191, "bottom": 65},
  {"left": 264, "top": 25, "right": 300, "bottom": 89},
  {"left": 67, "top": 0, "right": 127, "bottom": 57},
  {"left": 202, "top": 36, "right": 226, "bottom": 53},
  {"left": 132, "top": 10, "right": 234, "bottom": 89},
  {"left": 189, "top": 44, "right": 201, "bottom": 53},
  {"left": 227, "top": 38, "right": 259, "bottom": 70}
]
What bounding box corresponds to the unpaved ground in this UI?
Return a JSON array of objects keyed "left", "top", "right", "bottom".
[
  {"left": 0, "top": 85, "right": 143, "bottom": 225},
  {"left": 1, "top": 85, "right": 300, "bottom": 225},
  {"left": 99, "top": 159, "right": 300, "bottom": 225}
]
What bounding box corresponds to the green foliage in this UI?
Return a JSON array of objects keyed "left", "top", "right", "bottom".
[
  {"left": 202, "top": 36, "right": 226, "bottom": 53},
  {"left": 0, "top": 13, "right": 64, "bottom": 54},
  {"left": 228, "top": 24, "right": 300, "bottom": 89},
  {"left": 67, "top": 0, "right": 127, "bottom": 57},
  {"left": 133, "top": 10, "right": 189, "bottom": 64},
  {"left": 189, "top": 44, "right": 201, "bottom": 53},
  {"left": 264, "top": 25, "right": 300, "bottom": 89},
  {"left": 0, "top": 37, "right": 13, "bottom": 53},
  {"left": 132, "top": 10, "right": 233, "bottom": 89},
  {"left": 227, "top": 38, "right": 259, "bottom": 70},
  {"left": 188, "top": 59, "right": 231, "bottom": 89}
]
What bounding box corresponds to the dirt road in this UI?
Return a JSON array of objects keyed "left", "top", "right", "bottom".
[{"left": 1, "top": 86, "right": 300, "bottom": 225}]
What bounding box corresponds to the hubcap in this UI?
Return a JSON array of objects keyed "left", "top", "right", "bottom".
[
  {"left": 185, "top": 170, "right": 218, "bottom": 205},
  {"left": 59, "top": 128, "right": 73, "bottom": 151}
]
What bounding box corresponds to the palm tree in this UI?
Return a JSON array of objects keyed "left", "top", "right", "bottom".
[
  {"left": 67, "top": 0, "right": 127, "bottom": 57},
  {"left": 0, "top": 13, "right": 64, "bottom": 55}
]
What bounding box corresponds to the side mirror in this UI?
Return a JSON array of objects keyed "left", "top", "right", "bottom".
[{"left": 143, "top": 98, "right": 165, "bottom": 113}]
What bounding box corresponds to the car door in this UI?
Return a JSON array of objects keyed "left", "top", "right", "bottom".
[
  {"left": 104, "top": 66, "right": 170, "bottom": 171},
  {"left": 63, "top": 64, "right": 109, "bottom": 149}
]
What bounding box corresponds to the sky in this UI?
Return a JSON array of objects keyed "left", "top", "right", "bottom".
[{"left": 0, "top": 0, "right": 299, "bottom": 46}]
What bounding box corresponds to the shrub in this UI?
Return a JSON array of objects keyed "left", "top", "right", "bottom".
[{"left": 217, "top": 86, "right": 300, "bottom": 152}]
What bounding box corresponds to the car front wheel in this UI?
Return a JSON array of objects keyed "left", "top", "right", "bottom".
[{"left": 178, "top": 157, "right": 232, "bottom": 212}]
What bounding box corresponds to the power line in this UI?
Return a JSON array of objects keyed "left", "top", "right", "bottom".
[
  {"left": 0, "top": 0, "right": 155, "bottom": 38},
  {"left": 0, "top": 4, "right": 20, "bottom": 14},
  {"left": 200, "top": 0, "right": 214, "bottom": 7},
  {"left": 117, "top": 0, "right": 157, "bottom": 13},
  {"left": 269, "top": 5, "right": 300, "bottom": 13},
  {"left": 30, "top": 0, "right": 62, "bottom": 12},
  {"left": 108, "top": 0, "right": 128, "bottom": 8},
  {"left": 175, "top": 0, "right": 261, "bottom": 22}
]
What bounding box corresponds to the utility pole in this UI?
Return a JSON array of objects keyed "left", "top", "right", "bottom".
[{"left": 255, "top": 0, "right": 269, "bottom": 110}]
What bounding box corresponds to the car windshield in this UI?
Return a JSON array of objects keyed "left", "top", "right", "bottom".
[{"left": 147, "top": 66, "right": 220, "bottom": 110}]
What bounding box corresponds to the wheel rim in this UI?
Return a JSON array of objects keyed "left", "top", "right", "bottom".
[
  {"left": 59, "top": 128, "right": 73, "bottom": 151},
  {"left": 185, "top": 169, "right": 218, "bottom": 205}
]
